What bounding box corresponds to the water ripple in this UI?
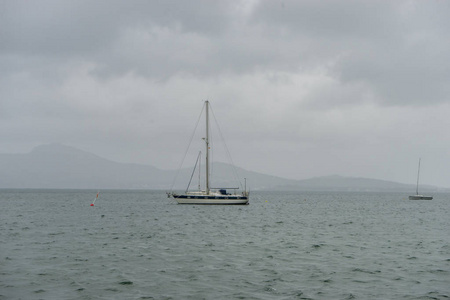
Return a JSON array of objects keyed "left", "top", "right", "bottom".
[{"left": 1, "top": 190, "right": 449, "bottom": 299}]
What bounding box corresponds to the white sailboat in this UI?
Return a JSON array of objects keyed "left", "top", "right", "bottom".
[
  {"left": 168, "top": 100, "right": 249, "bottom": 205},
  {"left": 409, "top": 158, "right": 433, "bottom": 200}
]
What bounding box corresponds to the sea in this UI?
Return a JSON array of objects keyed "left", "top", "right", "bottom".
[{"left": 1, "top": 189, "right": 449, "bottom": 300}]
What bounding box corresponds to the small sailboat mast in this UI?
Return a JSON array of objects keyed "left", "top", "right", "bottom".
[{"left": 415, "top": 158, "right": 421, "bottom": 195}]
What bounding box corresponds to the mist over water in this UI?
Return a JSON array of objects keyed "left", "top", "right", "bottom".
[{"left": 1, "top": 190, "right": 449, "bottom": 299}]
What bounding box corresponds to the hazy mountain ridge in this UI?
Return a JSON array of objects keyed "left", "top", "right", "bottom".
[
  {"left": 0, "top": 144, "right": 171, "bottom": 189},
  {"left": 0, "top": 144, "right": 446, "bottom": 192}
]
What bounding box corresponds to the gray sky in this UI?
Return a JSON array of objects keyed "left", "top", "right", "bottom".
[{"left": 2, "top": 0, "right": 450, "bottom": 187}]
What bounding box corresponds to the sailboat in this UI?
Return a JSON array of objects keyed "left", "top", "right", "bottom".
[
  {"left": 409, "top": 158, "right": 433, "bottom": 200},
  {"left": 167, "top": 100, "right": 249, "bottom": 205}
]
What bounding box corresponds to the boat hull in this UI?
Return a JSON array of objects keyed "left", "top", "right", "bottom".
[
  {"left": 409, "top": 195, "right": 433, "bottom": 200},
  {"left": 172, "top": 194, "right": 249, "bottom": 205}
]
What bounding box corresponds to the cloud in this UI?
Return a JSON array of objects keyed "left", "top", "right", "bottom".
[
  {"left": 4, "top": 0, "right": 449, "bottom": 104},
  {"left": 1, "top": 0, "right": 450, "bottom": 187}
]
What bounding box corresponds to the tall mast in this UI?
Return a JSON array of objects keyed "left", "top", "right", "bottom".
[
  {"left": 416, "top": 158, "right": 421, "bottom": 195},
  {"left": 205, "top": 100, "right": 210, "bottom": 194}
]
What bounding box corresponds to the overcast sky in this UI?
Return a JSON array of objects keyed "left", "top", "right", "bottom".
[{"left": 1, "top": 0, "right": 450, "bottom": 187}]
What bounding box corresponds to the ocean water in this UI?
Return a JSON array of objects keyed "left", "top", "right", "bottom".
[{"left": 1, "top": 190, "right": 449, "bottom": 300}]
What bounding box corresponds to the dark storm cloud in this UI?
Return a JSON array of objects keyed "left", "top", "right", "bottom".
[
  {"left": 2, "top": 0, "right": 450, "bottom": 110},
  {"left": 0, "top": 0, "right": 231, "bottom": 55},
  {"left": 250, "top": 1, "right": 450, "bottom": 107},
  {"left": 4, "top": 0, "right": 448, "bottom": 106},
  {"left": 0, "top": 0, "right": 235, "bottom": 80},
  {"left": 250, "top": 1, "right": 397, "bottom": 38}
]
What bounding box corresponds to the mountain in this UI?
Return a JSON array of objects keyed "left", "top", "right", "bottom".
[
  {"left": 0, "top": 144, "right": 171, "bottom": 189},
  {"left": 275, "top": 175, "right": 421, "bottom": 192},
  {"left": 0, "top": 144, "right": 446, "bottom": 192}
]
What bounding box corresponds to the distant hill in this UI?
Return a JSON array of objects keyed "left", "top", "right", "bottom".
[
  {"left": 0, "top": 144, "right": 171, "bottom": 189},
  {"left": 274, "top": 174, "right": 431, "bottom": 192},
  {"left": 0, "top": 144, "right": 446, "bottom": 192}
]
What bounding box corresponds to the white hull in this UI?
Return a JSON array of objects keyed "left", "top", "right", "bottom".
[
  {"left": 171, "top": 191, "right": 249, "bottom": 205},
  {"left": 175, "top": 197, "right": 249, "bottom": 205}
]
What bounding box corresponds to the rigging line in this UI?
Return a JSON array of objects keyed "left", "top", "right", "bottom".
[
  {"left": 186, "top": 151, "right": 202, "bottom": 193},
  {"left": 169, "top": 102, "right": 206, "bottom": 192},
  {"left": 209, "top": 104, "right": 244, "bottom": 191}
]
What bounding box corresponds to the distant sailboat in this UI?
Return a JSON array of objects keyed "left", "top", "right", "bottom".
[
  {"left": 167, "top": 100, "right": 249, "bottom": 205},
  {"left": 409, "top": 159, "right": 433, "bottom": 200}
]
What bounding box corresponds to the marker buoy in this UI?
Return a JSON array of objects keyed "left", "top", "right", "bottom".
[{"left": 90, "top": 191, "right": 99, "bottom": 207}]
